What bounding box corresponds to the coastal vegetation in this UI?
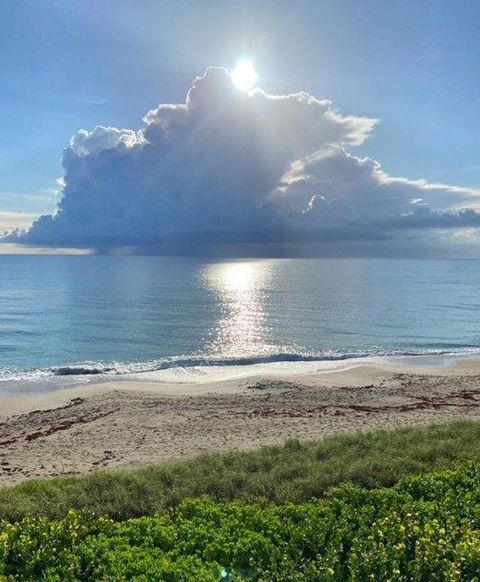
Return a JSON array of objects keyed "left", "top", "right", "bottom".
[
  {"left": 2, "top": 463, "right": 480, "bottom": 580},
  {"left": 2, "top": 420, "right": 480, "bottom": 523},
  {"left": 2, "top": 421, "right": 480, "bottom": 579}
]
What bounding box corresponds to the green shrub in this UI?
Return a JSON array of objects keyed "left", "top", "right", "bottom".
[{"left": 3, "top": 464, "right": 480, "bottom": 580}]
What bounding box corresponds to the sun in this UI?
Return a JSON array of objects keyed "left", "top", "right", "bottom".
[{"left": 231, "top": 60, "right": 257, "bottom": 92}]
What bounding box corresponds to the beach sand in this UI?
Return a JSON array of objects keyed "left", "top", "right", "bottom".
[{"left": 1, "top": 357, "right": 480, "bottom": 484}]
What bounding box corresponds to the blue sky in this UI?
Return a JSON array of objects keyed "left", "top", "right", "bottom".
[{"left": 1, "top": 0, "right": 480, "bottom": 253}]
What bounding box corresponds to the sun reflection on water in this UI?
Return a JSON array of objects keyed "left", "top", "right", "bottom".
[{"left": 200, "top": 260, "right": 275, "bottom": 358}]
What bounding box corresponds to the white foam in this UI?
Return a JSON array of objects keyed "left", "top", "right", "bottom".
[{"left": 1, "top": 349, "right": 479, "bottom": 395}]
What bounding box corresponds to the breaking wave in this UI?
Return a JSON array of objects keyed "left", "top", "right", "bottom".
[{"left": 1, "top": 346, "right": 480, "bottom": 383}]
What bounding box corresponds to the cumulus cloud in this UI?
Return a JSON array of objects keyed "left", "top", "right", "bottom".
[
  {"left": 448, "top": 228, "right": 479, "bottom": 243},
  {"left": 274, "top": 146, "right": 480, "bottom": 228},
  {"left": 9, "top": 66, "right": 480, "bottom": 252},
  {"left": 0, "top": 211, "right": 38, "bottom": 236}
]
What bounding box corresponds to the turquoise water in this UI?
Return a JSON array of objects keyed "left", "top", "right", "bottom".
[{"left": 1, "top": 256, "right": 480, "bottom": 381}]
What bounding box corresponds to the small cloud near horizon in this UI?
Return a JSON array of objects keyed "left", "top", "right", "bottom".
[
  {"left": 0, "top": 210, "right": 39, "bottom": 236},
  {"left": 449, "top": 228, "right": 479, "bottom": 244}
]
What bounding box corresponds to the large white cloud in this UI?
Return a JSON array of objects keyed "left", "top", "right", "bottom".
[{"left": 10, "top": 67, "right": 480, "bottom": 250}]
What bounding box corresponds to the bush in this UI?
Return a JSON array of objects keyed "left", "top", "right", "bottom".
[{"left": 3, "top": 463, "right": 480, "bottom": 580}]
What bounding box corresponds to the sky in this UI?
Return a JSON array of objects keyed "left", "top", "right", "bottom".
[{"left": 1, "top": 0, "right": 480, "bottom": 256}]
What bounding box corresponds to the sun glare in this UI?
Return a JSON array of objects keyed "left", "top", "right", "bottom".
[{"left": 231, "top": 60, "right": 257, "bottom": 92}]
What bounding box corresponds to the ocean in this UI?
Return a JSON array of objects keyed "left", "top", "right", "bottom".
[{"left": 1, "top": 255, "right": 479, "bottom": 389}]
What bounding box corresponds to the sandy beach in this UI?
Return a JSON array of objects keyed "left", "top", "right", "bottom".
[{"left": 1, "top": 357, "right": 480, "bottom": 485}]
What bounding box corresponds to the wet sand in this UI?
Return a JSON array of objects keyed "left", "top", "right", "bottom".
[{"left": 1, "top": 358, "right": 480, "bottom": 484}]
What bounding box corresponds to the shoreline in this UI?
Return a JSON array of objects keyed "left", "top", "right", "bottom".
[
  {"left": 1, "top": 356, "right": 480, "bottom": 484},
  {"left": 1, "top": 349, "right": 478, "bottom": 395},
  {"left": 2, "top": 346, "right": 480, "bottom": 378}
]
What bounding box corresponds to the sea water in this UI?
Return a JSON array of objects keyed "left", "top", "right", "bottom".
[{"left": 0, "top": 256, "right": 479, "bottom": 388}]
